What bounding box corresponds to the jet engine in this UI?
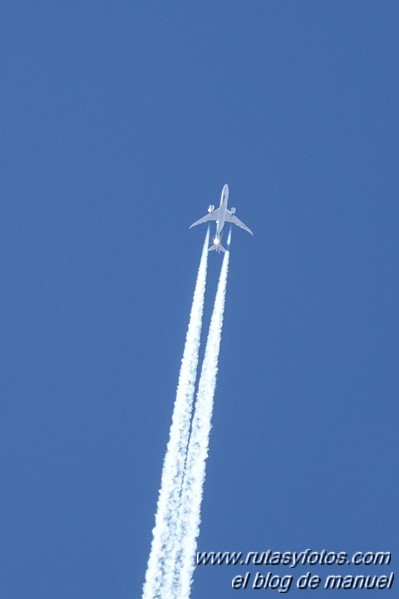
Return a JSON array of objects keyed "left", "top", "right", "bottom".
[
  {"left": 231, "top": 207, "right": 236, "bottom": 214},
  {"left": 208, "top": 204, "right": 215, "bottom": 213}
]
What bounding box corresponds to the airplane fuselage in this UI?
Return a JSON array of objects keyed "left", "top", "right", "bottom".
[{"left": 214, "top": 183, "right": 229, "bottom": 241}]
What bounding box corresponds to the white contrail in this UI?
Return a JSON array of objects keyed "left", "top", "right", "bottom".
[
  {"left": 172, "top": 242, "right": 231, "bottom": 598},
  {"left": 142, "top": 229, "right": 210, "bottom": 599}
]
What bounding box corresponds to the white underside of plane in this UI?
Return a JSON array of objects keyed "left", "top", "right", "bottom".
[{"left": 189, "top": 184, "right": 253, "bottom": 252}]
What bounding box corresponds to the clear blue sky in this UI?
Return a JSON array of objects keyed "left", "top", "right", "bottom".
[{"left": 1, "top": 2, "right": 398, "bottom": 597}]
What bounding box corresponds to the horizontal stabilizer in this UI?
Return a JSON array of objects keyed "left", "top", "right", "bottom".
[{"left": 208, "top": 243, "right": 226, "bottom": 253}]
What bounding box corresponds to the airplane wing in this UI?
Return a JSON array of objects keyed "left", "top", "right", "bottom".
[
  {"left": 189, "top": 208, "right": 221, "bottom": 229},
  {"left": 225, "top": 211, "right": 253, "bottom": 235}
]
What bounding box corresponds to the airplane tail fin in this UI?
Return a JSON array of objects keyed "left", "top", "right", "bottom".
[{"left": 208, "top": 243, "right": 226, "bottom": 253}]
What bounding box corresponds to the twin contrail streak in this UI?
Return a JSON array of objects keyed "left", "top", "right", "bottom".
[
  {"left": 142, "top": 229, "right": 210, "bottom": 599},
  {"left": 172, "top": 244, "right": 230, "bottom": 598},
  {"left": 143, "top": 228, "right": 231, "bottom": 598}
]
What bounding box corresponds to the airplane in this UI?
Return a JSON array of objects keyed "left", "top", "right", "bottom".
[{"left": 189, "top": 184, "right": 253, "bottom": 253}]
